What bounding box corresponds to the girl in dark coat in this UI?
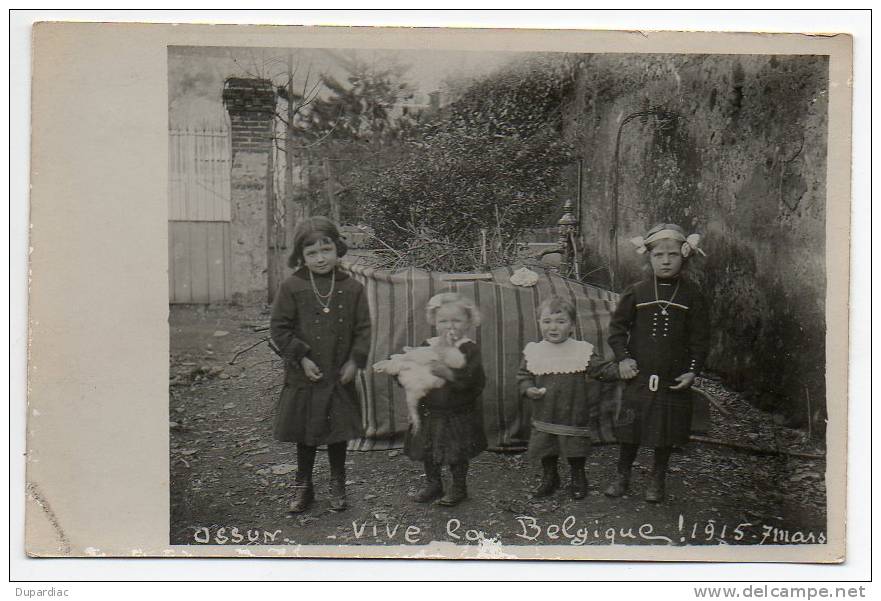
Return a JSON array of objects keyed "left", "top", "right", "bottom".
[
  {"left": 402, "top": 293, "right": 487, "bottom": 507},
  {"left": 270, "top": 217, "right": 371, "bottom": 514},
  {"left": 605, "top": 223, "right": 709, "bottom": 503}
]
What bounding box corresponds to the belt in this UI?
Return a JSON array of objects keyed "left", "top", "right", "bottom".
[
  {"left": 532, "top": 420, "right": 593, "bottom": 437},
  {"left": 423, "top": 403, "right": 474, "bottom": 416}
]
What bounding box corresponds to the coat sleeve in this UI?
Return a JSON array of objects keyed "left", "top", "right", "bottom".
[
  {"left": 446, "top": 342, "right": 486, "bottom": 394},
  {"left": 607, "top": 284, "right": 637, "bottom": 363},
  {"left": 686, "top": 285, "right": 710, "bottom": 375},
  {"left": 587, "top": 350, "right": 620, "bottom": 382},
  {"left": 517, "top": 354, "right": 536, "bottom": 396},
  {"left": 269, "top": 281, "right": 311, "bottom": 364},
  {"left": 349, "top": 283, "right": 372, "bottom": 369}
]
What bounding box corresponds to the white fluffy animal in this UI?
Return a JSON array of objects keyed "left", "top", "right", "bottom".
[{"left": 372, "top": 337, "right": 466, "bottom": 434}]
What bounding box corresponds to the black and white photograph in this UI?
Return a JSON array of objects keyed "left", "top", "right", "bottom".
[
  {"left": 21, "top": 19, "right": 857, "bottom": 571},
  {"left": 164, "top": 40, "right": 841, "bottom": 556}
]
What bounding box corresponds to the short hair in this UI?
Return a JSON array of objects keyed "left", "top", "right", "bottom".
[
  {"left": 425, "top": 292, "right": 482, "bottom": 327},
  {"left": 288, "top": 216, "right": 349, "bottom": 269},
  {"left": 537, "top": 295, "right": 577, "bottom": 323}
]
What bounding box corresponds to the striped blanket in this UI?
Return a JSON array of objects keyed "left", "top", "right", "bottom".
[{"left": 346, "top": 263, "right": 633, "bottom": 451}]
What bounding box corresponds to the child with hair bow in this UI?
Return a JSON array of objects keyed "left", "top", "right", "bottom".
[{"left": 605, "top": 223, "right": 710, "bottom": 503}]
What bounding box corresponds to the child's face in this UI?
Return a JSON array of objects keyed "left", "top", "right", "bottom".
[
  {"left": 434, "top": 304, "right": 471, "bottom": 341},
  {"left": 539, "top": 309, "right": 574, "bottom": 344},
  {"left": 649, "top": 238, "right": 683, "bottom": 279},
  {"left": 302, "top": 238, "right": 339, "bottom": 274}
]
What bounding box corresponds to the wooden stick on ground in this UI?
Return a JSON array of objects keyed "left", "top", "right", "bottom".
[{"left": 688, "top": 435, "right": 825, "bottom": 460}]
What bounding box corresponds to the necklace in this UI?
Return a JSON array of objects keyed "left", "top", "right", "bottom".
[
  {"left": 309, "top": 269, "right": 336, "bottom": 314},
  {"left": 653, "top": 277, "right": 680, "bottom": 316}
]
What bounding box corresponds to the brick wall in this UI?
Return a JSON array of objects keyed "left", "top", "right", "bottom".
[{"left": 223, "top": 78, "right": 276, "bottom": 302}]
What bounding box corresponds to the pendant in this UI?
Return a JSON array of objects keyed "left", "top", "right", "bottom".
[
  {"left": 322, "top": 307, "right": 330, "bottom": 314},
  {"left": 661, "top": 307, "right": 668, "bottom": 316}
]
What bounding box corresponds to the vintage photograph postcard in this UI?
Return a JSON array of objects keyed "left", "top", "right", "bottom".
[{"left": 26, "top": 21, "right": 852, "bottom": 562}]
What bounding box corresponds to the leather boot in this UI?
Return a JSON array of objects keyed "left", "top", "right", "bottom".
[
  {"left": 288, "top": 479, "right": 314, "bottom": 513},
  {"left": 644, "top": 470, "right": 666, "bottom": 503},
  {"left": 329, "top": 477, "right": 347, "bottom": 512},
  {"left": 568, "top": 458, "right": 587, "bottom": 500},
  {"left": 414, "top": 460, "right": 443, "bottom": 503},
  {"left": 436, "top": 463, "right": 468, "bottom": 507},
  {"left": 645, "top": 447, "right": 670, "bottom": 503},
  {"left": 605, "top": 444, "right": 637, "bottom": 497},
  {"left": 532, "top": 457, "right": 560, "bottom": 498},
  {"left": 603, "top": 470, "right": 631, "bottom": 498}
]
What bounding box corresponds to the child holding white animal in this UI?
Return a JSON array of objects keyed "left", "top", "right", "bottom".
[
  {"left": 373, "top": 336, "right": 467, "bottom": 435},
  {"left": 518, "top": 296, "right": 619, "bottom": 500},
  {"left": 398, "top": 292, "right": 487, "bottom": 507}
]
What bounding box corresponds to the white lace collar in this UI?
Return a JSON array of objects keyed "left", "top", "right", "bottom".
[
  {"left": 426, "top": 336, "right": 473, "bottom": 348},
  {"left": 523, "top": 338, "right": 594, "bottom": 375}
]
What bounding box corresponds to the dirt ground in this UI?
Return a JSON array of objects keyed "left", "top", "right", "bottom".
[{"left": 169, "top": 304, "right": 827, "bottom": 549}]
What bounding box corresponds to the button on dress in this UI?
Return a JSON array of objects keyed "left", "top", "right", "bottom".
[{"left": 608, "top": 275, "right": 709, "bottom": 447}]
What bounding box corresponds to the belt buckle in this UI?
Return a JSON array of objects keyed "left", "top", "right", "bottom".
[{"left": 648, "top": 374, "right": 659, "bottom": 392}]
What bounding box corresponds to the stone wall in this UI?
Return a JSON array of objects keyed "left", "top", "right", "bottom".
[{"left": 565, "top": 54, "right": 829, "bottom": 424}]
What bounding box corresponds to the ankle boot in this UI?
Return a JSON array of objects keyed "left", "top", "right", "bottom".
[
  {"left": 414, "top": 460, "right": 444, "bottom": 503},
  {"left": 568, "top": 459, "right": 587, "bottom": 500},
  {"left": 436, "top": 464, "right": 468, "bottom": 507},
  {"left": 288, "top": 479, "right": 314, "bottom": 513},
  {"left": 604, "top": 470, "right": 630, "bottom": 498},
  {"left": 644, "top": 470, "right": 666, "bottom": 503},
  {"left": 605, "top": 444, "right": 637, "bottom": 497},
  {"left": 645, "top": 447, "right": 670, "bottom": 503},
  {"left": 329, "top": 477, "right": 347, "bottom": 512},
  {"left": 533, "top": 457, "right": 560, "bottom": 498}
]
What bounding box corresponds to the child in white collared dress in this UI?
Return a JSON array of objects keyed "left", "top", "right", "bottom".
[{"left": 518, "top": 296, "right": 618, "bottom": 500}]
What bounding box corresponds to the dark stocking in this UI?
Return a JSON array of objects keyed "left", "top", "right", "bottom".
[
  {"left": 568, "top": 457, "right": 587, "bottom": 499},
  {"left": 618, "top": 443, "right": 639, "bottom": 474},
  {"left": 424, "top": 458, "right": 442, "bottom": 484},
  {"left": 295, "top": 443, "right": 317, "bottom": 482},
  {"left": 328, "top": 441, "right": 347, "bottom": 482}
]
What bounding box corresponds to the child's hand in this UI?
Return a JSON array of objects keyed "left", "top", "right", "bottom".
[
  {"left": 669, "top": 372, "right": 696, "bottom": 390},
  {"left": 439, "top": 330, "right": 458, "bottom": 346},
  {"left": 339, "top": 359, "right": 357, "bottom": 385},
  {"left": 618, "top": 358, "right": 639, "bottom": 380},
  {"left": 429, "top": 360, "right": 454, "bottom": 381},
  {"left": 300, "top": 357, "right": 323, "bottom": 382},
  {"left": 525, "top": 387, "right": 547, "bottom": 400}
]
